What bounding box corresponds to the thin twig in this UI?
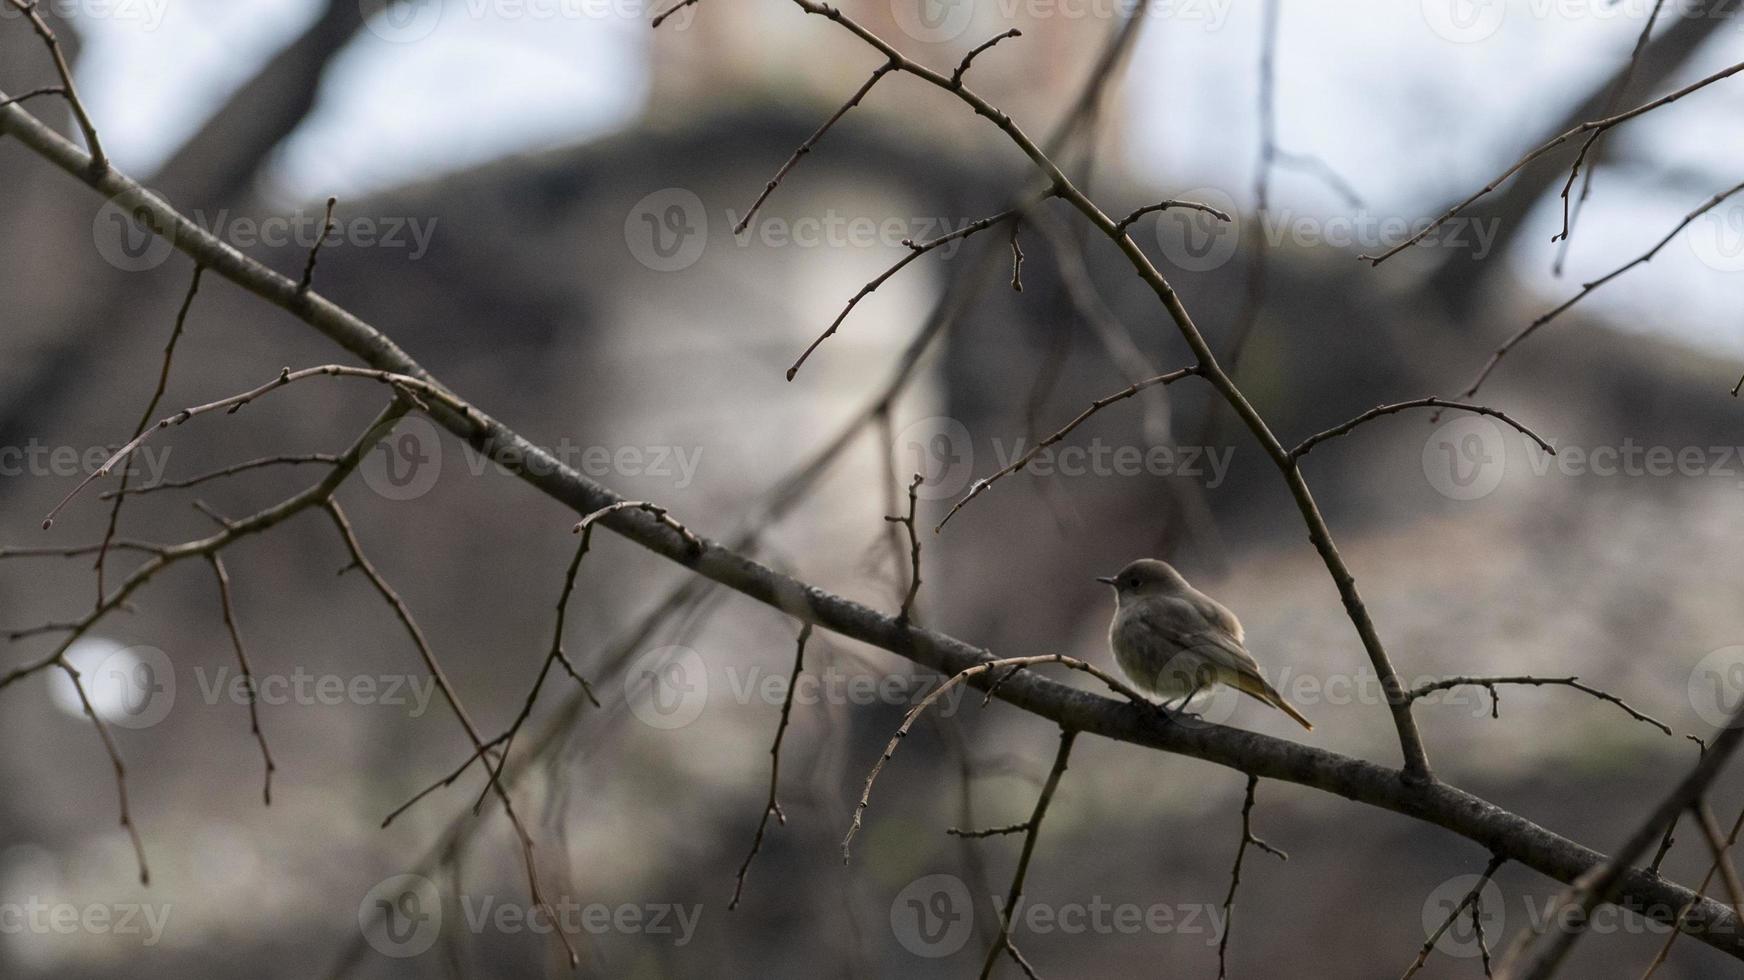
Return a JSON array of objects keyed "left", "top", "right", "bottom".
[
  {"left": 1289, "top": 397, "right": 1555, "bottom": 460},
  {"left": 883, "top": 474, "right": 923, "bottom": 621},
  {"left": 41, "top": 364, "right": 465, "bottom": 528},
  {"left": 1218, "top": 774, "right": 1287, "bottom": 979},
  {"left": 1552, "top": 0, "right": 1665, "bottom": 267},
  {"left": 844, "top": 654, "right": 1145, "bottom": 862},
  {"left": 787, "top": 204, "right": 1028, "bottom": 381},
  {"left": 101, "top": 454, "right": 342, "bottom": 498},
  {"left": 1403, "top": 854, "right": 1505, "bottom": 979},
  {"left": 323, "top": 500, "right": 579, "bottom": 968},
  {"left": 650, "top": 0, "right": 700, "bottom": 28},
  {"left": 56, "top": 661, "right": 147, "bottom": 882},
  {"left": 937, "top": 367, "right": 1199, "bottom": 530},
  {"left": 948, "top": 822, "right": 1030, "bottom": 839},
  {"left": 735, "top": 63, "right": 896, "bottom": 236},
  {"left": 96, "top": 265, "right": 202, "bottom": 602},
  {"left": 572, "top": 500, "right": 701, "bottom": 554},
  {"left": 1694, "top": 800, "right": 1744, "bottom": 920},
  {"left": 468, "top": 526, "right": 607, "bottom": 817},
  {"left": 0, "top": 85, "right": 64, "bottom": 110},
  {"left": 297, "top": 197, "right": 337, "bottom": 293},
  {"left": 1360, "top": 57, "right": 1744, "bottom": 265},
  {"left": 208, "top": 554, "right": 276, "bottom": 806},
  {"left": 951, "top": 29, "right": 1022, "bottom": 89},
  {"left": 4, "top": 0, "right": 105, "bottom": 171},
  {"left": 1112, "top": 199, "right": 1232, "bottom": 237},
  {"left": 978, "top": 727, "right": 1077, "bottom": 980},
  {"left": 1406, "top": 675, "right": 1672, "bottom": 736},
  {"left": 1452, "top": 180, "right": 1744, "bottom": 404},
  {"left": 1640, "top": 800, "right": 1744, "bottom": 977},
  {"left": 730, "top": 623, "right": 812, "bottom": 910}
]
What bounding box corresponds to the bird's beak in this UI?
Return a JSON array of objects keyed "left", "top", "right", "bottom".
[{"left": 1095, "top": 576, "right": 1117, "bottom": 586}]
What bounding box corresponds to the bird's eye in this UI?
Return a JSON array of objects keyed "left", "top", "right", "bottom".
[{"left": 1125, "top": 578, "right": 1137, "bottom": 588}]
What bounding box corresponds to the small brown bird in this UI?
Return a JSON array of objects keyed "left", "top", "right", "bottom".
[{"left": 1098, "top": 558, "right": 1312, "bottom": 731}]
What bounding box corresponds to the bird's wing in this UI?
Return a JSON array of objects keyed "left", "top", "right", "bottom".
[
  {"left": 1135, "top": 598, "right": 1264, "bottom": 682},
  {"left": 1184, "top": 587, "right": 1244, "bottom": 644}
]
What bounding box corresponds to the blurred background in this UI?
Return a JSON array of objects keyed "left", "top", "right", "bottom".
[{"left": 4, "top": 0, "right": 1744, "bottom": 976}]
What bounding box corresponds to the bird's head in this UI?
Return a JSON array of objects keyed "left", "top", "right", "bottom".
[{"left": 1096, "top": 558, "right": 1188, "bottom": 603}]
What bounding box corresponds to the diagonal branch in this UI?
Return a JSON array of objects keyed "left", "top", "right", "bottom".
[
  {"left": 734, "top": 62, "right": 896, "bottom": 236},
  {"left": 208, "top": 554, "right": 277, "bottom": 806},
  {"left": 937, "top": 367, "right": 1200, "bottom": 530},
  {"left": 729, "top": 623, "right": 811, "bottom": 910},
  {"left": 95, "top": 265, "right": 202, "bottom": 602},
  {"left": 979, "top": 727, "right": 1077, "bottom": 980}
]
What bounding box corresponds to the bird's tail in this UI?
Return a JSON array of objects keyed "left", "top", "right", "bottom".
[{"left": 1231, "top": 673, "right": 1313, "bottom": 731}]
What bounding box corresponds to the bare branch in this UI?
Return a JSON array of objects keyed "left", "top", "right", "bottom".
[
  {"left": 1694, "top": 800, "right": 1744, "bottom": 920},
  {"left": 937, "top": 367, "right": 1199, "bottom": 530},
  {"left": 323, "top": 500, "right": 579, "bottom": 968},
  {"left": 883, "top": 474, "right": 924, "bottom": 621},
  {"left": 1450, "top": 180, "right": 1744, "bottom": 404},
  {"left": 1407, "top": 675, "right": 1673, "bottom": 736},
  {"left": 1289, "top": 398, "right": 1555, "bottom": 460},
  {"left": 1641, "top": 800, "right": 1744, "bottom": 977},
  {"left": 95, "top": 265, "right": 202, "bottom": 602},
  {"left": 296, "top": 196, "right": 337, "bottom": 294},
  {"left": 1497, "top": 718, "right": 1744, "bottom": 978},
  {"left": 1403, "top": 853, "right": 1505, "bottom": 979},
  {"left": 951, "top": 29, "right": 1022, "bottom": 89},
  {"left": 1361, "top": 57, "right": 1744, "bottom": 266},
  {"left": 208, "top": 554, "right": 276, "bottom": 806},
  {"left": 650, "top": 0, "right": 700, "bottom": 28},
  {"left": 734, "top": 62, "right": 895, "bottom": 236},
  {"left": 42, "top": 364, "right": 467, "bottom": 528},
  {"left": 102, "top": 454, "right": 343, "bottom": 499},
  {"left": 787, "top": 204, "right": 1028, "bottom": 381},
  {"left": 979, "top": 727, "right": 1077, "bottom": 980},
  {"left": 845, "top": 654, "right": 1145, "bottom": 862},
  {"left": 4, "top": 0, "right": 105, "bottom": 171},
  {"left": 949, "top": 822, "right": 1030, "bottom": 839},
  {"left": 1551, "top": 0, "right": 1666, "bottom": 264},
  {"left": 1112, "top": 199, "right": 1232, "bottom": 237},
  {"left": 55, "top": 661, "right": 147, "bottom": 883},
  {"left": 730, "top": 623, "right": 812, "bottom": 910},
  {"left": 1219, "top": 774, "right": 1288, "bottom": 979}
]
